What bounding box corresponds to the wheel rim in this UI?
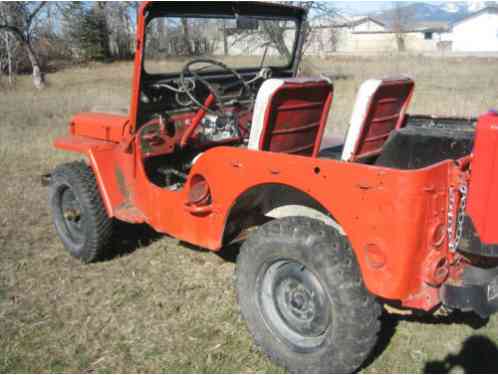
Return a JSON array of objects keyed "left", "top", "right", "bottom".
[
  {"left": 55, "top": 185, "right": 85, "bottom": 246},
  {"left": 258, "top": 259, "right": 331, "bottom": 352}
]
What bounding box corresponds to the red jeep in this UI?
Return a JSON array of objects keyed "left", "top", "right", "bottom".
[{"left": 45, "top": 2, "right": 498, "bottom": 373}]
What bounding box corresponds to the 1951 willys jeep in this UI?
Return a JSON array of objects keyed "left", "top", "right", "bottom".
[{"left": 45, "top": 2, "right": 498, "bottom": 373}]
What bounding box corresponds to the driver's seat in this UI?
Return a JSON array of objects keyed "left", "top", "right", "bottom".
[{"left": 248, "top": 77, "right": 333, "bottom": 157}]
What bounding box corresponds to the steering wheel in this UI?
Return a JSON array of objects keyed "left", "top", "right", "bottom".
[{"left": 179, "top": 58, "right": 254, "bottom": 116}]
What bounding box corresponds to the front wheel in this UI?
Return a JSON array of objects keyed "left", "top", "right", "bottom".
[
  {"left": 235, "top": 217, "right": 381, "bottom": 373},
  {"left": 49, "top": 161, "right": 113, "bottom": 263}
]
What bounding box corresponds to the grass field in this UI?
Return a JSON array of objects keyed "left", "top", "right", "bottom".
[{"left": 1, "top": 55, "right": 498, "bottom": 373}]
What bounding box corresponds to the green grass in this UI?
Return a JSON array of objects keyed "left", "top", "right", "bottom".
[{"left": 0, "top": 56, "right": 497, "bottom": 373}]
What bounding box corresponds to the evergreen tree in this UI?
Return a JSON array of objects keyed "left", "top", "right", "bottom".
[{"left": 61, "top": 2, "right": 110, "bottom": 62}]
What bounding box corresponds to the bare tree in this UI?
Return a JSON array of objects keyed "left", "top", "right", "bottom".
[
  {"left": 222, "top": 20, "right": 229, "bottom": 55},
  {"left": 181, "top": 18, "right": 194, "bottom": 56},
  {"left": 0, "top": 6, "right": 14, "bottom": 85},
  {"left": 260, "top": 2, "right": 339, "bottom": 60},
  {"left": 0, "top": 2, "right": 47, "bottom": 89},
  {"left": 391, "top": 3, "right": 414, "bottom": 52}
]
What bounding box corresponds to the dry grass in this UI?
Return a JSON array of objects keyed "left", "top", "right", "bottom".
[
  {"left": 1, "top": 55, "right": 498, "bottom": 373},
  {"left": 302, "top": 55, "right": 498, "bottom": 136}
]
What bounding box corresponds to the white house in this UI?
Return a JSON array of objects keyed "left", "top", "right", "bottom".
[{"left": 451, "top": 7, "right": 498, "bottom": 52}]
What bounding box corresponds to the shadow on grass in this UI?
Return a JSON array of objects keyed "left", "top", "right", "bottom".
[
  {"left": 103, "top": 220, "right": 162, "bottom": 261},
  {"left": 178, "top": 240, "right": 242, "bottom": 263},
  {"left": 361, "top": 310, "right": 490, "bottom": 371},
  {"left": 424, "top": 335, "right": 498, "bottom": 373},
  {"left": 215, "top": 241, "right": 242, "bottom": 263}
]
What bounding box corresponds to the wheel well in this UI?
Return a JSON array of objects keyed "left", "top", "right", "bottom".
[{"left": 222, "top": 183, "right": 343, "bottom": 245}]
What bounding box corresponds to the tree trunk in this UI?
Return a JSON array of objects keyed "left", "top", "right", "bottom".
[
  {"left": 396, "top": 34, "right": 406, "bottom": 52},
  {"left": 261, "top": 21, "right": 291, "bottom": 61},
  {"left": 223, "top": 20, "right": 228, "bottom": 56},
  {"left": 3, "top": 32, "right": 13, "bottom": 85},
  {"left": 24, "top": 39, "right": 45, "bottom": 89},
  {"left": 95, "top": 2, "right": 111, "bottom": 60},
  {"left": 181, "top": 18, "right": 193, "bottom": 56}
]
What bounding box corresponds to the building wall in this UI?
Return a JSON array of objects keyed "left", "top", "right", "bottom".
[
  {"left": 337, "top": 31, "right": 443, "bottom": 53},
  {"left": 305, "top": 19, "right": 385, "bottom": 56},
  {"left": 452, "top": 12, "right": 498, "bottom": 52}
]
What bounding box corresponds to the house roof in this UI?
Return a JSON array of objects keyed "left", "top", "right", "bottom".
[
  {"left": 452, "top": 6, "right": 498, "bottom": 27},
  {"left": 335, "top": 16, "right": 385, "bottom": 28},
  {"left": 352, "top": 29, "right": 443, "bottom": 35},
  {"left": 310, "top": 15, "right": 385, "bottom": 29}
]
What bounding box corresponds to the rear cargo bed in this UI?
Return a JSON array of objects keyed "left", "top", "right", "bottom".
[{"left": 375, "top": 115, "right": 476, "bottom": 170}]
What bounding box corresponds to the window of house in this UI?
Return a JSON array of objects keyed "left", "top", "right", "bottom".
[{"left": 424, "top": 32, "right": 433, "bottom": 40}]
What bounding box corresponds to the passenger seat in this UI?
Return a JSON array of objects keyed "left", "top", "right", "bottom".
[
  {"left": 320, "top": 77, "right": 414, "bottom": 162},
  {"left": 248, "top": 77, "right": 333, "bottom": 157}
]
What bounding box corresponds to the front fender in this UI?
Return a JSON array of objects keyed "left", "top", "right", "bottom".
[{"left": 54, "top": 136, "right": 134, "bottom": 219}]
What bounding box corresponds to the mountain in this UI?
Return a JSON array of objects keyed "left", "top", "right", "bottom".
[{"left": 348, "top": 2, "right": 495, "bottom": 29}]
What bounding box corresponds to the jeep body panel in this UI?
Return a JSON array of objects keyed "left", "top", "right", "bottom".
[
  {"left": 54, "top": 131, "right": 463, "bottom": 309},
  {"left": 69, "top": 112, "right": 130, "bottom": 143},
  {"left": 51, "top": 1, "right": 498, "bottom": 319},
  {"left": 463, "top": 113, "right": 498, "bottom": 256}
]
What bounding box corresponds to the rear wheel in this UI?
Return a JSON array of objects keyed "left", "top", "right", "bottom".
[
  {"left": 49, "top": 161, "right": 113, "bottom": 263},
  {"left": 235, "top": 217, "right": 381, "bottom": 373}
]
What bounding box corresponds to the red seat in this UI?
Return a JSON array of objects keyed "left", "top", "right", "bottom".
[
  {"left": 341, "top": 77, "right": 414, "bottom": 162},
  {"left": 248, "top": 77, "right": 333, "bottom": 157}
]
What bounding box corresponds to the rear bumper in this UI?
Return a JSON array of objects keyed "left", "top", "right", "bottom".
[
  {"left": 460, "top": 215, "right": 498, "bottom": 258},
  {"left": 441, "top": 265, "right": 498, "bottom": 318}
]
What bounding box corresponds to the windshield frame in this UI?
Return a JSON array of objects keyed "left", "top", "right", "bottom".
[
  {"left": 141, "top": 2, "right": 306, "bottom": 80},
  {"left": 129, "top": 1, "right": 307, "bottom": 133}
]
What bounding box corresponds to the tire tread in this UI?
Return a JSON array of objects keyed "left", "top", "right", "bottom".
[
  {"left": 235, "top": 216, "right": 381, "bottom": 373},
  {"left": 51, "top": 161, "right": 113, "bottom": 262}
]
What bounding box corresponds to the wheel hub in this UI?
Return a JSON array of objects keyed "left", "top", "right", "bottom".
[
  {"left": 284, "top": 282, "right": 315, "bottom": 320},
  {"left": 57, "top": 186, "right": 85, "bottom": 243},
  {"left": 258, "top": 260, "right": 331, "bottom": 350},
  {"left": 64, "top": 208, "right": 81, "bottom": 222}
]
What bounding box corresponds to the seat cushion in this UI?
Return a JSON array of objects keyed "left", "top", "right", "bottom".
[
  {"left": 248, "top": 79, "right": 286, "bottom": 150},
  {"left": 341, "top": 77, "right": 414, "bottom": 162},
  {"left": 341, "top": 80, "right": 383, "bottom": 161},
  {"left": 248, "top": 77, "right": 333, "bottom": 156}
]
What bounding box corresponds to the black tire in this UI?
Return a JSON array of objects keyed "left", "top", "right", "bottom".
[
  {"left": 49, "top": 161, "right": 113, "bottom": 263},
  {"left": 235, "top": 217, "right": 381, "bottom": 373}
]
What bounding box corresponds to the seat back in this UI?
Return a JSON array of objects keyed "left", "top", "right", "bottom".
[
  {"left": 248, "top": 77, "right": 333, "bottom": 157},
  {"left": 341, "top": 77, "right": 414, "bottom": 162}
]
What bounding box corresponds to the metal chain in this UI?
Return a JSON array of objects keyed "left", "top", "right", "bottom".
[
  {"left": 448, "top": 188, "right": 455, "bottom": 251},
  {"left": 448, "top": 184, "right": 468, "bottom": 252},
  {"left": 455, "top": 185, "right": 468, "bottom": 249}
]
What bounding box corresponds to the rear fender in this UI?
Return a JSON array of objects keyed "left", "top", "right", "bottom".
[
  {"left": 190, "top": 146, "right": 454, "bottom": 305},
  {"left": 221, "top": 183, "right": 343, "bottom": 244}
]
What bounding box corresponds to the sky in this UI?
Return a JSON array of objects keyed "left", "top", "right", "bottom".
[
  {"left": 333, "top": 1, "right": 395, "bottom": 15},
  {"left": 330, "top": 1, "right": 480, "bottom": 16}
]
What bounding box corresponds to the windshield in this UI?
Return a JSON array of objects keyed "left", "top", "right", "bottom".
[{"left": 144, "top": 16, "right": 298, "bottom": 74}]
